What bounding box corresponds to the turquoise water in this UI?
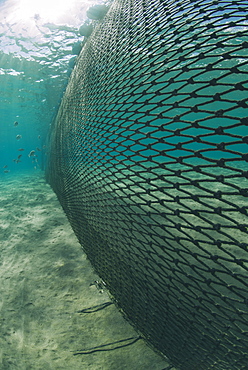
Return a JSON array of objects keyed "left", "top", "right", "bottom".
[
  {"left": 1, "top": 1, "right": 248, "bottom": 369},
  {"left": 0, "top": 0, "right": 104, "bottom": 176},
  {"left": 2, "top": 0, "right": 247, "bottom": 177}
]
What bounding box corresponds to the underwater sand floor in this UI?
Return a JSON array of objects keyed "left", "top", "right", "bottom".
[{"left": 0, "top": 171, "right": 173, "bottom": 370}]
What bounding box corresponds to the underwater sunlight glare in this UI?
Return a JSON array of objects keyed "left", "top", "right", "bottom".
[{"left": 9, "top": 0, "right": 81, "bottom": 23}]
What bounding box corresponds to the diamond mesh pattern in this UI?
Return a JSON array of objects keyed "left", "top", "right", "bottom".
[{"left": 46, "top": 1, "right": 248, "bottom": 369}]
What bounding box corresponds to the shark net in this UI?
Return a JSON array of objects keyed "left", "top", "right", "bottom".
[{"left": 46, "top": 1, "right": 248, "bottom": 369}]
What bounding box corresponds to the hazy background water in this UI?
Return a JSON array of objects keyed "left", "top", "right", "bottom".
[{"left": 0, "top": 0, "right": 104, "bottom": 176}]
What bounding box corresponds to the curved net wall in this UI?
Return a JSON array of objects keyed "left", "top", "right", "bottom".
[{"left": 46, "top": 1, "right": 248, "bottom": 369}]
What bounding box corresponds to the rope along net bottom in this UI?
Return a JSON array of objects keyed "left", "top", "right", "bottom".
[{"left": 46, "top": 1, "right": 248, "bottom": 369}]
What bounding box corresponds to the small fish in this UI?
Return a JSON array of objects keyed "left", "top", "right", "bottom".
[
  {"left": 16, "top": 134, "right": 22, "bottom": 140},
  {"left": 13, "top": 159, "right": 17, "bottom": 162},
  {"left": 18, "top": 148, "right": 25, "bottom": 151},
  {"left": 17, "top": 154, "right": 22, "bottom": 159},
  {"left": 3, "top": 165, "right": 8, "bottom": 168},
  {"left": 38, "top": 135, "right": 41, "bottom": 139},
  {"left": 14, "top": 121, "right": 18, "bottom": 126},
  {"left": 36, "top": 147, "right": 41, "bottom": 151},
  {"left": 4, "top": 170, "right": 10, "bottom": 173},
  {"left": 28, "top": 150, "right": 35, "bottom": 157}
]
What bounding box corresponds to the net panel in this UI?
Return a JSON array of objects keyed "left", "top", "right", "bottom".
[{"left": 46, "top": 1, "right": 248, "bottom": 369}]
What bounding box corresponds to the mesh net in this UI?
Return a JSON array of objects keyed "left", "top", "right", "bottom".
[{"left": 46, "top": 1, "right": 248, "bottom": 369}]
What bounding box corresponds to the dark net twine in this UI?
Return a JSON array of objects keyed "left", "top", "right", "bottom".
[{"left": 46, "top": 0, "right": 248, "bottom": 369}]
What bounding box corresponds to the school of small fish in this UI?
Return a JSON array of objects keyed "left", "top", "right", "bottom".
[{"left": 3, "top": 120, "right": 44, "bottom": 173}]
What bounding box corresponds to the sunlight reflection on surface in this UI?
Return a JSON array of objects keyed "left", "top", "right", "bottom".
[
  {"left": 1, "top": 0, "right": 93, "bottom": 24},
  {"left": 0, "top": 0, "right": 97, "bottom": 57}
]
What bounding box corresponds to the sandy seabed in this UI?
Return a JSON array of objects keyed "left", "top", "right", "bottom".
[{"left": 0, "top": 171, "right": 173, "bottom": 370}]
